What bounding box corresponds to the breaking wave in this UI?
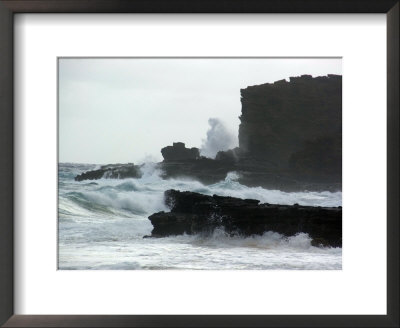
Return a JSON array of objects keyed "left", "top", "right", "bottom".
[
  {"left": 58, "top": 163, "right": 342, "bottom": 270},
  {"left": 60, "top": 164, "right": 341, "bottom": 221}
]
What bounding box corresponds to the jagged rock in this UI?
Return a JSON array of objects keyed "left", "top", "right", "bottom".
[
  {"left": 146, "top": 189, "right": 342, "bottom": 247},
  {"left": 161, "top": 142, "right": 200, "bottom": 161},
  {"left": 74, "top": 163, "right": 142, "bottom": 181}
]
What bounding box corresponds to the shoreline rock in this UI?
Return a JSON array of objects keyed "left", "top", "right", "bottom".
[
  {"left": 146, "top": 189, "right": 342, "bottom": 247},
  {"left": 74, "top": 163, "right": 142, "bottom": 181}
]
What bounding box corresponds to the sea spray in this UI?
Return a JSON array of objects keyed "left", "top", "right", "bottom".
[{"left": 200, "top": 118, "right": 238, "bottom": 158}]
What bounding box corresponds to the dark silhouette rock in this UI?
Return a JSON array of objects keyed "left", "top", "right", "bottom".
[
  {"left": 147, "top": 189, "right": 342, "bottom": 247},
  {"left": 160, "top": 157, "right": 234, "bottom": 185},
  {"left": 238, "top": 74, "right": 342, "bottom": 181},
  {"left": 74, "top": 163, "right": 142, "bottom": 181},
  {"left": 215, "top": 147, "right": 242, "bottom": 163},
  {"left": 161, "top": 142, "right": 200, "bottom": 161}
]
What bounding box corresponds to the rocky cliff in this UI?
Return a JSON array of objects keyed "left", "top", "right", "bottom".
[{"left": 238, "top": 74, "right": 342, "bottom": 182}]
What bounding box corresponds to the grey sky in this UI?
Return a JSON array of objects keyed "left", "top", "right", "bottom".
[{"left": 59, "top": 58, "right": 341, "bottom": 164}]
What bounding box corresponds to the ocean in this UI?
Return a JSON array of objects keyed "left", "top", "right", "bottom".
[{"left": 58, "top": 163, "right": 342, "bottom": 270}]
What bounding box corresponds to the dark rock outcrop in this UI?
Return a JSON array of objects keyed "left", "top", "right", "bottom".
[
  {"left": 161, "top": 142, "right": 200, "bottom": 161},
  {"left": 159, "top": 143, "right": 236, "bottom": 185},
  {"left": 74, "top": 163, "right": 142, "bottom": 181},
  {"left": 159, "top": 157, "right": 235, "bottom": 185},
  {"left": 238, "top": 74, "right": 342, "bottom": 181},
  {"left": 147, "top": 189, "right": 342, "bottom": 247}
]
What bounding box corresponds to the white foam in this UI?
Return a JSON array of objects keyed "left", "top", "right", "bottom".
[{"left": 58, "top": 163, "right": 342, "bottom": 270}]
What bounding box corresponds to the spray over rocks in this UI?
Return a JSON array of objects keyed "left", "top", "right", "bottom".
[{"left": 200, "top": 118, "right": 238, "bottom": 159}]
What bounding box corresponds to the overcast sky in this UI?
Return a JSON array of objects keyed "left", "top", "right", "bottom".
[{"left": 59, "top": 58, "right": 341, "bottom": 164}]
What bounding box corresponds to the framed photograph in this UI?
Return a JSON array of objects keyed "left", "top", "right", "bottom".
[{"left": 0, "top": 1, "right": 398, "bottom": 327}]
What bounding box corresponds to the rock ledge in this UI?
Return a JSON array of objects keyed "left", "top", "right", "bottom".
[{"left": 147, "top": 189, "right": 342, "bottom": 247}]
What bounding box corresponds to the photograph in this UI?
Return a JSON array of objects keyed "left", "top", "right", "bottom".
[{"left": 58, "top": 58, "right": 342, "bottom": 270}]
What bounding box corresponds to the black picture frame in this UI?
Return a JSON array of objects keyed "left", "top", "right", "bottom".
[{"left": 0, "top": 1, "right": 398, "bottom": 327}]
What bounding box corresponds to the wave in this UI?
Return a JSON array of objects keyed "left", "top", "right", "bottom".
[
  {"left": 59, "top": 163, "right": 341, "bottom": 224},
  {"left": 61, "top": 189, "right": 166, "bottom": 218},
  {"left": 59, "top": 229, "right": 341, "bottom": 270},
  {"left": 190, "top": 171, "right": 342, "bottom": 207},
  {"left": 58, "top": 163, "right": 342, "bottom": 270},
  {"left": 59, "top": 212, "right": 340, "bottom": 253},
  {"left": 156, "top": 229, "right": 341, "bottom": 253}
]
